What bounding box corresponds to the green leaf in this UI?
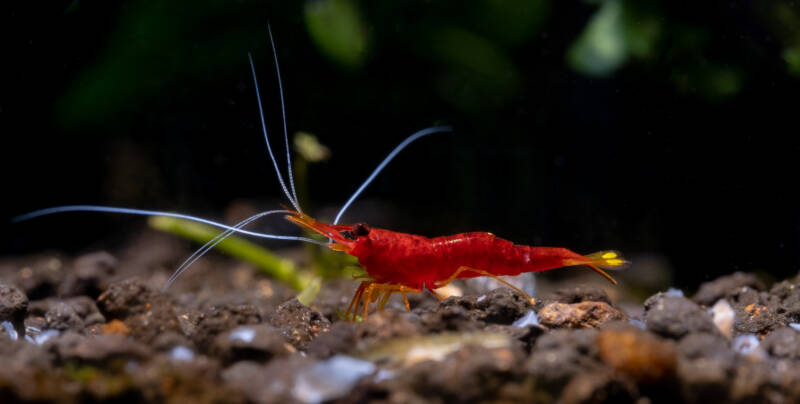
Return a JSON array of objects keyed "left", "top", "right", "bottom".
[{"left": 304, "top": 0, "right": 369, "bottom": 71}]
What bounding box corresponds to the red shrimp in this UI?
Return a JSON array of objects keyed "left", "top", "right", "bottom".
[{"left": 286, "top": 211, "right": 627, "bottom": 320}]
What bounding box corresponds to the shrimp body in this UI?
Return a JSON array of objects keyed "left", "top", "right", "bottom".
[
  {"left": 351, "top": 230, "right": 599, "bottom": 288},
  {"left": 286, "top": 211, "right": 626, "bottom": 318}
]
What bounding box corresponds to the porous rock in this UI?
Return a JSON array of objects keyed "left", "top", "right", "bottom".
[
  {"left": 57, "top": 251, "right": 117, "bottom": 298},
  {"left": 548, "top": 284, "right": 612, "bottom": 305},
  {"left": 269, "top": 299, "right": 331, "bottom": 350},
  {"left": 596, "top": 322, "right": 677, "bottom": 384},
  {"left": 0, "top": 283, "right": 28, "bottom": 338},
  {"left": 692, "top": 272, "right": 764, "bottom": 306},
  {"left": 51, "top": 331, "right": 151, "bottom": 364},
  {"left": 525, "top": 329, "right": 603, "bottom": 394},
  {"left": 644, "top": 293, "right": 719, "bottom": 339},
  {"left": 538, "top": 301, "right": 626, "bottom": 329},
  {"left": 97, "top": 278, "right": 180, "bottom": 343},
  {"left": 212, "top": 323, "right": 293, "bottom": 365}
]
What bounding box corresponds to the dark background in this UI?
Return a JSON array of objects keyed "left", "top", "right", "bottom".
[{"left": 5, "top": 0, "right": 800, "bottom": 289}]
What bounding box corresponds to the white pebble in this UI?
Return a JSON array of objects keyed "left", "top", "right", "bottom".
[
  {"left": 733, "top": 334, "right": 760, "bottom": 355},
  {"left": 628, "top": 319, "right": 646, "bottom": 330},
  {"left": 169, "top": 345, "right": 195, "bottom": 362},
  {"left": 512, "top": 310, "right": 539, "bottom": 328},
  {"left": 0, "top": 321, "right": 17, "bottom": 341},
  {"left": 229, "top": 327, "right": 256, "bottom": 343},
  {"left": 710, "top": 299, "right": 735, "bottom": 339},
  {"left": 292, "top": 355, "right": 375, "bottom": 404},
  {"left": 33, "top": 329, "right": 60, "bottom": 345}
]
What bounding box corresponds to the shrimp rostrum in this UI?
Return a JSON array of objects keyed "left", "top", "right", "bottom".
[{"left": 13, "top": 28, "right": 627, "bottom": 321}]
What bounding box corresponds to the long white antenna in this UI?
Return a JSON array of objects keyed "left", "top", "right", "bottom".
[
  {"left": 334, "top": 125, "right": 452, "bottom": 225},
  {"left": 12, "top": 206, "right": 324, "bottom": 245},
  {"left": 267, "top": 24, "right": 300, "bottom": 210},
  {"left": 248, "top": 53, "right": 301, "bottom": 212},
  {"left": 163, "top": 209, "right": 291, "bottom": 290}
]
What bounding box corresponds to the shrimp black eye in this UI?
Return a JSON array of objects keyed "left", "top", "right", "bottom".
[{"left": 353, "top": 222, "right": 371, "bottom": 237}]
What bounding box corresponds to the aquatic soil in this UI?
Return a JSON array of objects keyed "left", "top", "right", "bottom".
[{"left": 2, "top": 231, "right": 800, "bottom": 403}]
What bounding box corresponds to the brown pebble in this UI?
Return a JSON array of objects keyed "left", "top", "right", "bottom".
[
  {"left": 538, "top": 301, "right": 626, "bottom": 329},
  {"left": 102, "top": 319, "right": 131, "bottom": 335},
  {"left": 596, "top": 324, "right": 677, "bottom": 383}
]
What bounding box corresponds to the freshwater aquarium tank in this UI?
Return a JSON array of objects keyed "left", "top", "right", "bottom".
[{"left": 3, "top": 1, "right": 800, "bottom": 402}]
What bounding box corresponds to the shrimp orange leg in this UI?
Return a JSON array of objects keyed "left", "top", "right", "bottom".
[
  {"left": 345, "top": 282, "right": 421, "bottom": 321},
  {"left": 434, "top": 266, "right": 536, "bottom": 305}
]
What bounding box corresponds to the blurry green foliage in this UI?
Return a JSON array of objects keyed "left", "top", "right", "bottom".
[
  {"left": 53, "top": 0, "right": 798, "bottom": 135},
  {"left": 772, "top": 2, "right": 800, "bottom": 77},
  {"left": 568, "top": 0, "right": 661, "bottom": 77},
  {"left": 464, "top": 0, "right": 549, "bottom": 47},
  {"left": 672, "top": 64, "right": 743, "bottom": 102},
  {"left": 568, "top": 0, "right": 626, "bottom": 76},
  {"left": 427, "top": 25, "right": 521, "bottom": 111},
  {"left": 57, "top": 0, "right": 258, "bottom": 128},
  {"left": 304, "top": 0, "right": 369, "bottom": 71},
  {"left": 785, "top": 46, "right": 800, "bottom": 77}
]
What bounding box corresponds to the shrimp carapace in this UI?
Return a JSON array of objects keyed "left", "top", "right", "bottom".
[{"left": 285, "top": 210, "right": 628, "bottom": 319}]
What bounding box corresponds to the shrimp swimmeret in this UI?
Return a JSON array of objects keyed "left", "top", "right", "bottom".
[{"left": 14, "top": 28, "right": 627, "bottom": 320}]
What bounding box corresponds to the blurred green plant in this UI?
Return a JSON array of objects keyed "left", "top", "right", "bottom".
[
  {"left": 148, "top": 215, "right": 317, "bottom": 293},
  {"left": 56, "top": 1, "right": 260, "bottom": 129},
  {"left": 568, "top": 0, "right": 661, "bottom": 77},
  {"left": 771, "top": 2, "right": 800, "bottom": 77},
  {"left": 426, "top": 25, "right": 521, "bottom": 111},
  {"left": 304, "top": 0, "right": 369, "bottom": 71}
]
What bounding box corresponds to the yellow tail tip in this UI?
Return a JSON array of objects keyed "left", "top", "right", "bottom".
[
  {"left": 585, "top": 250, "right": 629, "bottom": 269},
  {"left": 581, "top": 250, "right": 629, "bottom": 285}
]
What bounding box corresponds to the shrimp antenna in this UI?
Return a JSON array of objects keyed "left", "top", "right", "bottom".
[
  {"left": 248, "top": 52, "right": 301, "bottom": 212},
  {"left": 163, "top": 209, "right": 289, "bottom": 290},
  {"left": 333, "top": 125, "right": 453, "bottom": 225},
  {"left": 267, "top": 24, "right": 300, "bottom": 209},
  {"left": 12, "top": 206, "right": 326, "bottom": 246}
]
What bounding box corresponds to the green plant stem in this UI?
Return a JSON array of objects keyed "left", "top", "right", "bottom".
[{"left": 148, "top": 216, "right": 310, "bottom": 291}]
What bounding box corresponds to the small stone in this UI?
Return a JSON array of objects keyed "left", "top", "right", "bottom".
[
  {"left": 597, "top": 322, "right": 677, "bottom": 383},
  {"left": 526, "top": 328, "right": 603, "bottom": 392},
  {"left": 101, "top": 319, "right": 131, "bottom": 335},
  {"left": 732, "top": 334, "right": 761, "bottom": 355},
  {"left": 729, "top": 287, "right": 780, "bottom": 336},
  {"left": 644, "top": 293, "right": 719, "bottom": 339},
  {"left": 270, "top": 299, "right": 331, "bottom": 350},
  {"left": 96, "top": 278, "right": 151, "bottom": 318},
  {"left": 0, "top": 284, "right": 28, "bottom": 338},
  {"left": 676, "top": 332, "right": 736, "bottom": 402},
  {"left": 212, "top": 324, "right": 293, "bottom": 365},
  {"left": 292, "top": 355, "right": 376, "bottom": 404},
  {"left": 761, "top": 327, "right": 800, "bottom": 359},
  {"left": 476, "top": 288, "right": 535, "bottom": 324},
  {"left": 52, "top": 332, "right": 151, "bottom": 363},
  {"left": 188, "top": 302, "right": 262, "bottom": 351},
  {"left": 58, "top": 251, "right": 117, "bottom": 297},
  {"left": 512, "top": 310, "right": 540, "bottom": 328},
  {"left": 559, "top": 369, "right": 639, "bottom": 404},
  {"left": 97, "top": 278, "right": 180, "bottom": 344},
  {"left": 549, "top": 284, "right": 612, "bottom": 305},
  {"left": 44, "top": 301, "right": 83, "bottom": 331},
  {"left": 693, "top": 272, "right": 765, "bottom": 306},
  {"left": 538, "top": 301, "right": 626, "bottom": 329},
  {"left": 710, "top": 299, "right": 735, "bottom": 339}
]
